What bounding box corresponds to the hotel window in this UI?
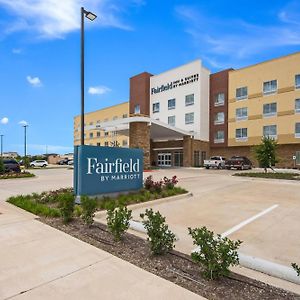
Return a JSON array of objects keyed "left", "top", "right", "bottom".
[
  {"left": 185, "top": 94, "right": 194, "bottom": 106},
  {"left": 215, "top": 93, "right": 225, "bottom": 106},
  {"left": 134, "top": 104, "right": 140, "bottom": 114},
  {"left": 185, "top": 112, "right": 194, "bottom": 124},
  {"left": 214, "top": 112, "right": 224, "bottom": 125},
  {"left": 122, "top": 140, "right": 128, "bottom": 147},
  {"left": 153, "top": 102, "right": 160, "bottom": 113},
  {"left": 295, "top": 99, "right": 300, "bottom": 113},
  {"left": 97, "top": 131, "right": 101, "bottom": 137},
  {"left": 263, "top": 125, "right": 277, "bottom": 139},
  {"left": 214, "top": 131, "right": 224, "bottom": 143},
  {"left": 89, "top": 132, "right": 93, "bottom": 138},
  {"left": 104, "top": 141, "right": 109, "bottom": 146},
  {"left": 236, "top": 87, "right": 248, "bottom": 100},
  {"left": 296, "top": 75, "right": 300, "bottom": 89},
  {"left": 168, "top": 98, "right": 176, "bottom": 110},
  {"left": 111, "top": 131, "right": 117, "bottom": 137},
  {"left": 263, "top": 102, "right": 277, "bottom": 117},
  {"left": 295, "top": 123, "right": 300, "bottom": 138},
  {"left": 168, "top": 115, "right": 175, "bottom": 126},
  {"left": 236, "top": 107, "right": 248, "bottom": 120},
  {"left": 236, "top": 128, "right": 248, "bottom": 141},
  {"left": 104, "top": 132, "right": 109, "bottom": 136},
  {"left": 97, "top": 142, "right": 100, "bottom": 146},
  {"left": 123, "top": 114, "right": 128, "bottom": 118},
  {"left": 263, "top": 80, "right": 277, "bottom": 95}
]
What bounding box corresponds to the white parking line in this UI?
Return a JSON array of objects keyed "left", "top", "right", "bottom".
[{"left": 221, "top": 204, "right": 279, "bottom": 238}]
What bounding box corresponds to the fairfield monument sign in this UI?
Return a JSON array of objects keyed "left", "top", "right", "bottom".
[{"left": 74, "top": 145, "right": 143, "bottom": 196}]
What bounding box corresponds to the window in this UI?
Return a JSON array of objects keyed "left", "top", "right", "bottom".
[
  {"left": 236, "top": 87, "right": 248, "bottom": 100},
  {"left": 89, "top": 122, "right": 93, "bottom": 126},
  {"left": 185, "top": 94, "right": 194, "bottom": 106},
  {"left": 89, "top": 132, "right": 93, "bottom": 138},
  {"left": 111, "top": 131, "right": 117, "bottom": 137},
  {"left": 236, "top": 128, "right": 248, "bottom": 140},
  {"left": 153, "top": 102, "right": 160, "bottom": 113},
  {"left": 214, "top": 131, "right": 224, "bottom": 143},
  {"left": 215, "top": 93, "right": 225, "bottom": 106},
  {"left": 134, "top": 104, "right": 140, "bottom": 114},
  {"left": 104, "top": 132, "right": 109, "bottom": 136},
  {"left": 168, "top": 98, "right": 176, "bottom": 110},
  {"left": 295, "top": 123, "right": 300, "bottom": 138},
  {"left": 97, "top": 142, "right": 100, "bottom": 146},
  {"left": 295, "top": 99, "right": 300, "bottom": 113},
  {"left": 122, "top": 140, "right": 128, "bottom": 147},
  {"left": 97, "top": 131, "right": 101, "bottom": 137},
  {"left": 263, "top": 103, "right": 277, "bottom": 117},
  {"left": 185, "top": 112, "right": 194, "bottom": 124},
  {"left": 104, "top": 141, "right": 109, "bottom": 146},
  {"left": 214, "top": 112, "right": 224, "bottom": 124},
  {"left": 263, "top": 80, "right": 277, "bottom": 95},
  {"left": 168, "top": 115, "right": 175, "bottom": 126},
  {"left": 123, "top": 114, "right": 128, "bottom": 118},
  {"left": 236, "top": 107, "right": 248, "bottom": 120},
  {"left": 296, "top": 74, "right": 300, "bottom": 89},
  {"left": 263, "top": 125, "right": 277, "bottom": 139}
]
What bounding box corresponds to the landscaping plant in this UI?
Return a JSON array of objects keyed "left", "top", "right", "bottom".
[
  {"left": 80, "top": 196, "right": 97, "bottom": 226},
  {"left": 144, "top": 175, "right": 163, "bottom": 193},
  {"left": 255, "top": 136, "right": 278, "bottom": 173},
  {"left": 58, "top": 193, "right": 75, "bottom": 223},
  {"left": 140, "top": 208, "right": 176, "bottom": 255},
  {"left": 292, "top": 263, "right": 300, "bottom": 276},
  {"left": 0, "top": 158, "right": 4, "bottom": 174},
  {"left": 163, "top": 175, "right": 178, "bottom": 189},
  {"left": 188, "top": 226, "right": 242, "bottom": 280},
  {"left": 106, "top": 206, "right": 132, "bottom": 241}
]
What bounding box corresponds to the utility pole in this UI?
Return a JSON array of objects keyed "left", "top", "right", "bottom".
[{"left": 0, "top": 134, "right": 3, "bottom": 157}]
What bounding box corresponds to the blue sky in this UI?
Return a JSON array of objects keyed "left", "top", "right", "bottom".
[{"left": 0, "top": 0, "right": 300, "bottom": 155}]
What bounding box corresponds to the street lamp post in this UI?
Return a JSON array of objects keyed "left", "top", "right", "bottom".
[
  {"left": 23, "top": 125, "right": 28, "bottom": 168},
  {"left": 0, "top": 134, "right": 3, "bottom": 157},
  {"left": 81, "top": 7, "right": 97, "bottom": 145}
]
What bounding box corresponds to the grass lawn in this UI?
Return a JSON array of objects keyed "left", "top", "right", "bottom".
[
  {"left": 233, "top": 172, "right": 300, "bottom": 180},
  {"left": 0, "top": 172, "right": 35, "bottom": 180}
]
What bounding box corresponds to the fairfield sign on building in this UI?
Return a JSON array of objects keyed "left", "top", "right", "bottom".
[{"left": 74, "top": 146, "right": 143, "bottom": 196}]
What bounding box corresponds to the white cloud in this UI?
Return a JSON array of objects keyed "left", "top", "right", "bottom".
[
  {"left": 88, "top": 85, "right": 111, "bottom": 95},
  {"left": 12, "top": 48, "right": 22, "bottom": 54},
  {"left": 19, "top": 120, "right": 28, "bottom": 126},
  {"left": 1, "top": 117, "right": 9, "bottom": 124},
  {"left": 175, "top": 3, "right": 300, "bottom": 69},
  {"left": 26, "top": 75, "right": 42, "bottom": 87},
  {"left": 0, "top": 0, "right": 141, "bottom": 39}
]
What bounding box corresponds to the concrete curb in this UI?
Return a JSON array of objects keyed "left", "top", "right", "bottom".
[{"left": 94, "top": 192, "right": 192, "bottom": 219}]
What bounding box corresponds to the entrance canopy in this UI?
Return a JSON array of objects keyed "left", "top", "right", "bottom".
[{"left": 87, "top": 116, "right": 192, "bottom": 140}]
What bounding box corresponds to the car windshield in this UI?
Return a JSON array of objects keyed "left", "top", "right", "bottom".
[{"left": 231, "top": 157, "right": 243, "bottom": 160}]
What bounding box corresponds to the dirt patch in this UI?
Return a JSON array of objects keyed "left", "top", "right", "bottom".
[{"left": 41, "top": 218, "right": 299, "bottom": 300}]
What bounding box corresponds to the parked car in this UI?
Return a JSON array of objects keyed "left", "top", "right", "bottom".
[
  {"left": 30, "top": 160, "right": 48, "bottom": 168},
  {"left": 57, "top": 159, "right": 69, "bottom": 165},
  {"left": 3, "top": 159, "right": 21, "bottom": 173},
  {"left": 203, "top": 156, "right": 226, "bottom": 169},
  {"left": 225, "top": 156, "right": 252, "bottom": 170},
  {"left": 67, "top": 160, "right": 74, "bottom": 165}
]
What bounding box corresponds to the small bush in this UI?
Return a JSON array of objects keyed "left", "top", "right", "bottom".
[
  {"left": 140, "top": 208, "right": 176, "bottom": 255},
  {"left": 188, "top": 227, "right": 242, "bottom": 280},
  {"left": 292, "top": 263, "right": 300, "bottom": 276},
  {"left": 74, "top": 205, "right": 83, "bottom": 218},
  {"left": 81, "top": 196, "right": 97, "bottom": 226},
  {"left": 0, "top": 158, "right": 4, "bottom": 174},
  {"left": 144, "top": 175, "right": 163, "bottom": 193},
  {"left": 58, "top": 193, "right": 75, "bottom": 223},
  {"left": 163, "top": 175, "right": 178, "bottom": 189},
  {"left": 106, "top": 206, "right": 132, "bottom": 241}
]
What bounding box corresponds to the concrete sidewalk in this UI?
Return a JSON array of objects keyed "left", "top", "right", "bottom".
[{"left": 0, "top": 201, "right": 204, "bottom": 300}]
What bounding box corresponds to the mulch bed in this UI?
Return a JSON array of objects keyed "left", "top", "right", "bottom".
[{"left": 41, "top": 218, "right": 299, "bottom": 300}]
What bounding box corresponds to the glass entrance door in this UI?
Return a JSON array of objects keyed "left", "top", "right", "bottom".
[
  {"left": 174, "top": 151, "right": 183, "bottom": 167},
  {"left": 157, "top": 153, "right": 172, "bottom": 167}
]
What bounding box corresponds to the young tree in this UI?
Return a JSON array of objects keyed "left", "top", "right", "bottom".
[
  {"left": 0, "top": 158, "right": 4, "bottom": 174},
  {"left": 255, "top": 136, "right": 278, "bottom": 173}
]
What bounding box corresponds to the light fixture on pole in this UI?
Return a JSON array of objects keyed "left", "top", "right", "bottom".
[
  {"left": 0, "top": 134, "right": 3, "bottom": 157},
  {"left": 80, "top": 7, "right": 97, "bottom": 145},
  {"left": 23, "top": 124, "right": 28, "bottom": 168}
]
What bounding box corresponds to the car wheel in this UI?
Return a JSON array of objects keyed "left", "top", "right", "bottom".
[
  {"left": 217, "top": 164, "right": 221, "bottom": 169},
  {"left": 205, "top": 166, "right": 209, "bottom": 169},
  {"left": 30, "top": 165, "right": 34, "bottom": 168},
  {"left": 241, "top": 164, "right": 244, "bottom": 170},
  {"left": 42, "top": 164, "right": 46, "bottom": 168}
]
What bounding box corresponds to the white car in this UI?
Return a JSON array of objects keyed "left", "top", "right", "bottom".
[
  {"left": 203, "top": 156, "right": 226, "bottom": 169},
  {"left": 30, "top": 160, "right": 48, "bottom": 168}
]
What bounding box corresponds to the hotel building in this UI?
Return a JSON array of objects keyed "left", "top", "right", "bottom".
[{"left": 74, "top": 52, "right": 300, "bottom": 169}]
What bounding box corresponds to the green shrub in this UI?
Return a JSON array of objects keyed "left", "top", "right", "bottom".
[
  {"left": 0, "top": 158, "right": 4, "bottom": 174},
  {"left": 292, "top": 263, "right": 300, "bottom": 276},
  {"left": 58, "top": 193, "right": 75, "bottom": 223},
  {"left": 106, "top": 206, "right": 132, "bottom": 241},
  {"left": 140, "top": 208, "right": 176, "bottom": 255},
  {"left": 74, "top": 205, "right": 83, "bottom": 218},
  {"left": 188, "top": 227, "right": 242, "bottom": 280},
  {"left": 81, "top": 196, "right": 97, "bottom": 226}
]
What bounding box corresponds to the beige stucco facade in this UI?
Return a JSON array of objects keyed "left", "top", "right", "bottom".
[
  {"left": 228, "top": 52, "right": 300, "bottom": 147},
  {"left": 74, "top": 102, "right": 129, "bottom": 147}
]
